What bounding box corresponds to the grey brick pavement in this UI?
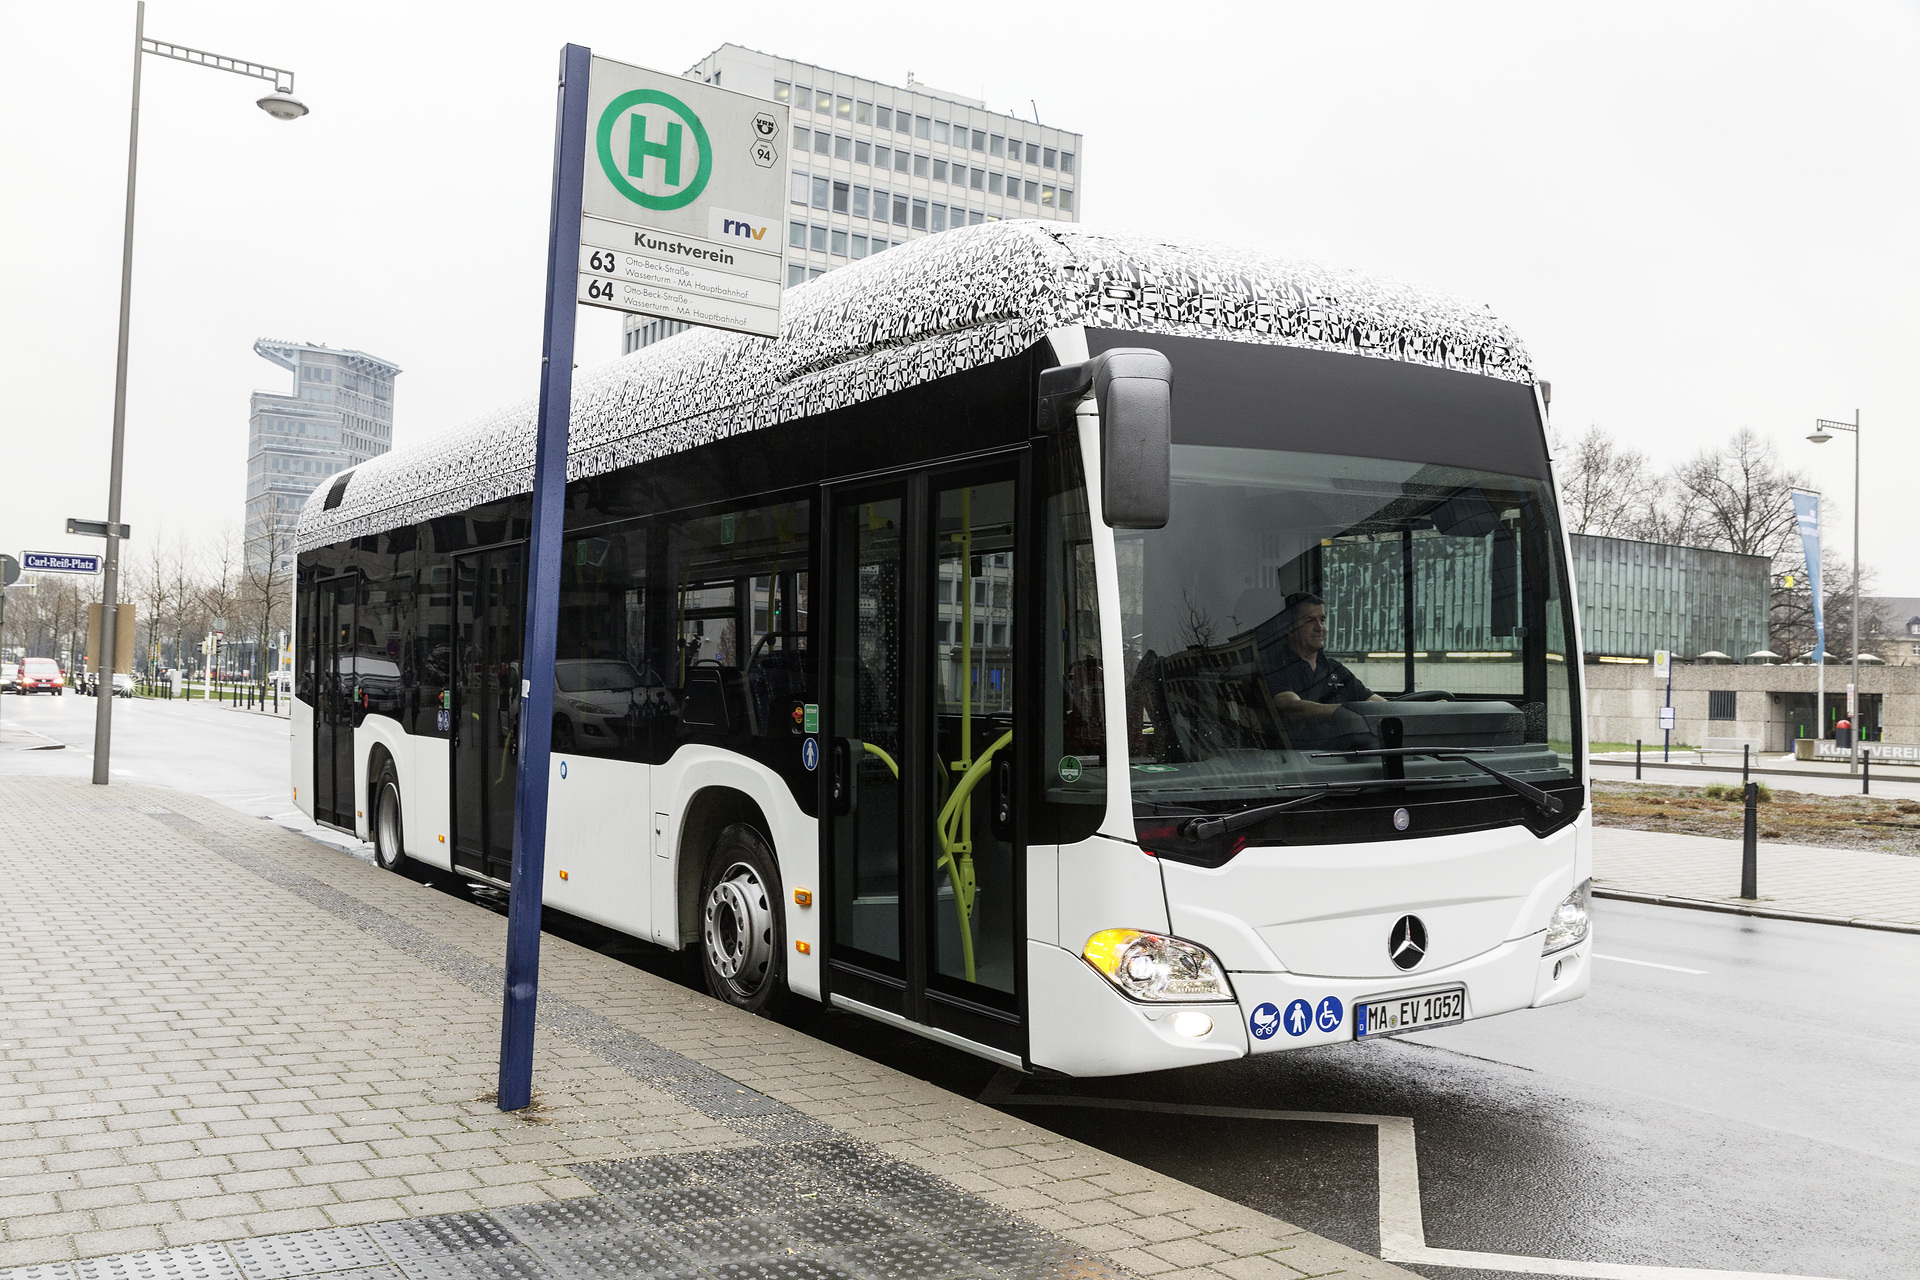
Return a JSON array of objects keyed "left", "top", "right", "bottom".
[
  {"left": 1593, "top": 824, "right": 1920, "bottom": 928},
  {"left": 0, "top": 778, "right": 1411, "bottom": 1280}
]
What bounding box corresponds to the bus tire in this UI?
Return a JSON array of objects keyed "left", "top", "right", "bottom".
[
  {"left": 371, "top": 759, "right": 408, "bottom": 872},
  {"left": 698, "top": 823, "right": 786, "bottom": 1014}
]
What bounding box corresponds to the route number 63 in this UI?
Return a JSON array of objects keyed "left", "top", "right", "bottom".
[{"left": 587, "top": 249, "right": 618, "bottom": 273}]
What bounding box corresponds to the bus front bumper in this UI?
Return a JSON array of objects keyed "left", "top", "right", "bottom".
[
  {"left": 1026, "top": 932, "right": 1588, "bottom": 1076},
  {"left": 1229, "top": 931, "right": 1591, "bottom": 1052}
]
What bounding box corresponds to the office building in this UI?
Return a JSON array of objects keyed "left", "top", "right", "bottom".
[
  {"left": 246, "top": 339, "right": 401, "bottom": 573},
  {"left": 622, "top": 44, "right": 1083, "bottom": 355}
]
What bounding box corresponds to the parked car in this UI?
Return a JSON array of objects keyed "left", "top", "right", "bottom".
[
  {"left": 0, "top": 661, "right": 17, "bottom": 691},
  {"left": 112, "top": 673, "right": 135, "bottom": 698},
  {"left": 16, "top": 658, "right": 64, "bottom": 694}
]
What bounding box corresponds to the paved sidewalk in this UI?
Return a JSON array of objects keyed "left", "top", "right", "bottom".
[
  {"left": 0, "top": 777, "right": 1408, "bottom": 1280},
  {"left": 1593, "top": 824, "right": 1920, "bottom": 930}
]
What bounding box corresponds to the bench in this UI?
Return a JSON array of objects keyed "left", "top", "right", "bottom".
[{"left": 1697, "top": 736, "right": 1762, "bottom": 763}]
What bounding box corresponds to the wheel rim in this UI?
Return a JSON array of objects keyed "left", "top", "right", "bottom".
[
  {"left": 703, "top": 860, "right": 773, "bottom": 999},
  {"left": 376, "top": 784, "right": 402, "bottom": 866}
]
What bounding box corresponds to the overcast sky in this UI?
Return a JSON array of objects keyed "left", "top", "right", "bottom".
[{"left": 2, "top": 1, "right": 1914, "bottom": 590}]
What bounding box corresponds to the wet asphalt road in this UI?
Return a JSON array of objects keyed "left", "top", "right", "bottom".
[{"left": 9, "top": 694, "right": 1912, "bottom": 1279}]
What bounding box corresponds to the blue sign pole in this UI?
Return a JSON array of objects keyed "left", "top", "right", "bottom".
[{"left": 498, "top": 42, "right": 591, "bottom": 1114}]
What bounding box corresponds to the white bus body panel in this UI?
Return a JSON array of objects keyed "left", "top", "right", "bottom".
[
  {"left": 290, "top": 699, "right": 314, "bottom": 820},
  {"left": 1027, "top": 940, "right": 1246, "bottom": 1076},
  {"left": 353, "top": 714, "right": 410, "bottom": 840},
  {"left": 1160, "top": 819, "right": 1582, "bottom": 978},
  {"left": 543, "top": 754, "right": 651, "bottom": 938},
  {"left": 402, "top": 732, "right": 452, "bottom": 871},
  {"left": 645, "top": 746, "right": 822, "bottom": 1001}
]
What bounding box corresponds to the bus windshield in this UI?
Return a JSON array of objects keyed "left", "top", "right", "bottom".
[{"left": 1116, "top": 444, "right": 1578, "bottom": 824}]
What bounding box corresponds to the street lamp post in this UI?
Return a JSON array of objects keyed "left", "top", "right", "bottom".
[
  {"left": 1807, "top": 411, "right": 1861, "bottom": 774},
  {"left": 93, "top": 2, "right": 307, "bottom": 785}
]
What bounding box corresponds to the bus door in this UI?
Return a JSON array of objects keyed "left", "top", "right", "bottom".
[
  {"left": 825, "top": 460, "right": 1026, "bottom": 1059},
  {"left": 451, "top": 545, "right": 525, "bottom": 881},
  {"left": 312, "top": 576, "right": 358, "bottom": 829}
]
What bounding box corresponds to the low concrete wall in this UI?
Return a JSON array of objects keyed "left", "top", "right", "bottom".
[{"left": 1582, "top": 662, "right": 1920, "bottom": 752}]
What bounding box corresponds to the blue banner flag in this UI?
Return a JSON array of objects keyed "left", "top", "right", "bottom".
[{"left": 1791, "top": 491, "right": 1824, "bottom": 662}]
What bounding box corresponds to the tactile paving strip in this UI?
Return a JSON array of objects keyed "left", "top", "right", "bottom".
[
  {"left": 705, "top": 1261, "right": 865, "bottom": 1280},
  {"left": 494, "top": 1197, "right": 633, "bottom": 1242},
  {"left": 518, "top": 1235, "right": 688, "bottom": 1279},
  {"left": 665, "top": 1217, "right": 801, "bottom": 1263},
  {"left": 934, "top": 1222, "right": 1081, "bottom": 1276},
  {"left": 364, "top": 1215, "right": 517, "bottom": 1261},
  {"left": 390, "top": 1248, "right": 546, "bottom": 1280},
  {"left": 884, "top": 1190, "right": 1005, "bottom": 1232},
  {"left": 615, "top": 1184, "right": 745, "bottom": 1226},
  {"left": 228, "top": 1228, "right": 386, "bottom": 1279},
  {"left": 837, "top": 1236, "right": 977, "bottom": 1280},
  {"left": 0, "top": 1266, "right": 79, "bottom": 1280},
  {"left": 783, "top": 1201, "right": 901, "bottom": 1247},
  {"left": 74, "top": 1246, "right": 241, "bottom": 1280},
  {"left": 569, "top": 1155, "right": 695, "bottom": 1195}
]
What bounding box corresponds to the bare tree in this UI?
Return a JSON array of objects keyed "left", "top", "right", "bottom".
[
  {"left": 1554, "top": 425, "right": 1661, "bottom": 538},
  {"left": 242, "top": 512, "right": 296, "bottom": 690},
  {"left": 199, "top": 527, "right": 243, "bottom": 679},
  {"left": 1769, "top": 546, "right": 1874, "bottom": 661},
  {"left": 1670, "top": 428, "right": 1806, "bottom": 558}
]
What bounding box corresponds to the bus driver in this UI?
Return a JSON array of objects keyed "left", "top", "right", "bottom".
[{"left": 1264, "top": 592, "right": 1387, "bottom": 725}]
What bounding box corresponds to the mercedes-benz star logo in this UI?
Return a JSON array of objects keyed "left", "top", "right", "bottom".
[{"left": 1389, "top": 915, "right": 1428, "bottom": 970}]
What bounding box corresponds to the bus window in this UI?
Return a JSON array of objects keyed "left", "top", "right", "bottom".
[
  {"left": 665, "top": 501, "right": 812, "bottom": 741},
  {"left": 556, "top": 526, "right": 651, "bottom": 760},
  {"left": 1041, "top": 435, "right": 1105, "bottom": 840}
]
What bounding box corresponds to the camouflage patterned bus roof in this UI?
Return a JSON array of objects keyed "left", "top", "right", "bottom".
[{"left": 296, "top": 220, "right": 1533, "bottom": 551}]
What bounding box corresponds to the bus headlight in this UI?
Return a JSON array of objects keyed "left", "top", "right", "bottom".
[
  {"left": 1542, "top": 879, "right": 1592, "bottom": 955},
  {"left": 1082, "top": 929, "right": 1234, "bottom": 1003}
]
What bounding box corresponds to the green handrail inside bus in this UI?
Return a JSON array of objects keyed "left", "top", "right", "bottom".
[
  {"left": 862, "top": 741, "right": 899, "bottom": 778},
  {"left": 934, "top": 728, "right": 1011, "bottom": 983}
]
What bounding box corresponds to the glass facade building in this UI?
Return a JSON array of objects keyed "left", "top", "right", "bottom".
[
  {"left": 247, "top": 340, "right": 401, "bottom": 574},
  {"left": 1568, "top": 534, "right": 1769, "bottom": 661},
  {"left": 624, "top": 44, "right": 1082, "bottom": 355}
]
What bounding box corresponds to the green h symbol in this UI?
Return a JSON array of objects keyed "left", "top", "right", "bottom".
[{"left": 627, "top": 114, "right": 683, "bottom": 186}]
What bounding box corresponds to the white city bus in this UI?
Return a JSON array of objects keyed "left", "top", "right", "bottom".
[{"left": 291, "top": 223, "right": 1590, "bottom": 1075}]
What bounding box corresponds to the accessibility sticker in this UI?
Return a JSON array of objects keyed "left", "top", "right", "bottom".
[
  {"left": 1315, "top": 995, "right": 1345, "bottom": 1033},
  {"left": 801, "top": 738, "right": 819, "bottom": 772},
  {"left": 1249, "top": 1002, "right": 1282, "bottom": 1040},
  {"left": 1283, "top": 999, "right": 1313, "bottom": 1037}
]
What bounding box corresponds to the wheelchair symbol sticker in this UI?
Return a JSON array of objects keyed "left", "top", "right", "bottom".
[
  {"left": 1315, "top": 996, "right": 1344, "bottom": 1033},
  {"left": 801, "top": 738, "right": 819, "bottom": 771}
]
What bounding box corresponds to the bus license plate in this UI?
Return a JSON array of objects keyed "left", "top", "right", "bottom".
[{"left": 1356, "top": 986, "right": 1466, "bottom": 1039}]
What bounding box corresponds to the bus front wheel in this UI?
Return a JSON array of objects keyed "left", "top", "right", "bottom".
[
  {"left": 698, "top": 824, "right": 786, "bottom": 1013},
  {"left": 372, "top": 760, "right": 407, "bottom": 872}
]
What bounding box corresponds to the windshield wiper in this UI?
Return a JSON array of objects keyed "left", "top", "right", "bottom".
[
  {"left": 1178, "top": 782, "right": 1385, "bottom": 841},
  {"left": 1310, "top": 747, "right": 1566, "bottom": 816}
]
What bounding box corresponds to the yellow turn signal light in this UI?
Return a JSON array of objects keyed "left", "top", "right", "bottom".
[
  {"left": 795, "top": 940, "right": 811, "bottom": 955},
  {"left": 793, "top": 889, "right": 812, "bottom": 906}
]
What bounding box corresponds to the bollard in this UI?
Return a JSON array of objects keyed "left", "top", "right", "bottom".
[
  {"left": 1740, "top": 781, "right": 1759, "bottom": 900},
  {"left": 1635, "top": 739, "right": 1642, "bottom": 781},
  {"left": 1743, "top": 743, "right": 1750, "bottom": 785},
  {"left": 1863, "top": 752, "right": 1870, "bottom": 796}
]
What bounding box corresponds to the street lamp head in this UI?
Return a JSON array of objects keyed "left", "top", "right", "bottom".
[
  {"left": 1807, "top": 427, "right": 1832, "bottom": 445},
  {"left": 256, "top": 89, "right": 308, "bottom": 121}
]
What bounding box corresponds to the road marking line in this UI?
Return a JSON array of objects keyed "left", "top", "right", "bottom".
[
  {"left": 982, "top": 1073, "right": 1840, "bottom": 1280},
  {"left": 1594, "top": 953, "right": 1709, "bottom": 975}
]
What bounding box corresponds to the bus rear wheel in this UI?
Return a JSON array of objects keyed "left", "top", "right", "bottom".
[
  {"left": 698, "top": 824, "right": 785, "bottom": 1013},
  {"left": 372, "top": 761, "right": 407, "bottom": 872}
]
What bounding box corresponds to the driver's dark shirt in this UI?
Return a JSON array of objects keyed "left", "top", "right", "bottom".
[{"left": 1267, "top": 650, "right": 1373, "bottom": 704}]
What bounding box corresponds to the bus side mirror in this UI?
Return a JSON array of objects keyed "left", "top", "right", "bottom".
[
  {"left": 1094, "top": 349, "right": 1171, "bottom": 530},
  {"left": 1039, "top": 348, "right": 1172, "bottom": 531}
]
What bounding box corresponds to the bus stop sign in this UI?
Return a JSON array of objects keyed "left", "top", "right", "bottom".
[{"left": 576, "top": 57, "right": 788, "bottom": 338}]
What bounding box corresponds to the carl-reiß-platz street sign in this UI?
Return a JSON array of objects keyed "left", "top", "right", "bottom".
[{"left": 576, "top": 57, "right": 788, "bottom": 338}]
